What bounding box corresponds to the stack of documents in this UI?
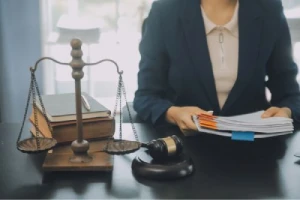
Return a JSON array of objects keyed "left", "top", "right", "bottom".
[{"left": 192, "top": 111, "right": 294, "bottom": 141}]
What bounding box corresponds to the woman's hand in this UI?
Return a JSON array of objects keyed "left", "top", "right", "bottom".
[
  {"left": 261, "top": 107, "right": 292, "bottom": 118},
  {"left": 165, "top": 106, "right": 212, "bottom": 133}
]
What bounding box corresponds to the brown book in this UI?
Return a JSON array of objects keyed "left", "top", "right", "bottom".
[{"left": 29, "top": 109, "right": 115, "bottom": 144}]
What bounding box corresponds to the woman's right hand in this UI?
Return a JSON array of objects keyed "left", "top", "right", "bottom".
[{"left": 165, "top": 106, "right": 212, "bottom": 133}]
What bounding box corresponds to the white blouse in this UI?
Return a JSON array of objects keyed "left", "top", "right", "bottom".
[{"left": 201, "top": 2, "right": 239, "bottom": 109}]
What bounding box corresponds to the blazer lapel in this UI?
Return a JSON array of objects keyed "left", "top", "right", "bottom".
[
  {"left": 221, "top": 0, "right": 263, "bottom": 114},
  {"left": 180, "top": 0, "right": 220, "bottom": 112}
]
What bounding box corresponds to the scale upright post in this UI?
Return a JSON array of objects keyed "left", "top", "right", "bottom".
[
  {"left": 42, "top": 39, "right": 113, "bottom": 171},
  {"left": 69, "top": 39, "right": 93, "bottom": 163}
]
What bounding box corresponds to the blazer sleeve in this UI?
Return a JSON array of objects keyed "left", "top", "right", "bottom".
[
  {"left": 133, "top": 2, "right": 174, "bottom": 125},
  {"left": 266, "top": 6, "right": 300, "bottom": 124}
]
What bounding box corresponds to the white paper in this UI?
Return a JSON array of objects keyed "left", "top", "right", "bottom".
[{"left": 191, "top": 110, "right": 294, "bottom": 139}]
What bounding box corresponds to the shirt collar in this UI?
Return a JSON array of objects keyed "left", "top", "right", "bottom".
[{"left": 201, "top": 1, "right": 239, "bottom": 37}]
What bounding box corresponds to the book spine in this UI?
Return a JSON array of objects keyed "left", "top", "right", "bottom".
[
  {"left": 30, "top": 108, "right": 115, "bottom": 144},
  {"left": 53, "top": 119, "right": 115, "bottom": 143}
]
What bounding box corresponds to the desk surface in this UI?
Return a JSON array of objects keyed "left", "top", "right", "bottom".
[{"left": 0, "top": 123, "right": 300, "bottom": 199}]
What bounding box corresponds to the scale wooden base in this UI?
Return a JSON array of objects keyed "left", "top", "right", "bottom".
[{"left": 43, "top": 140, "right": 113, "bottom": 171}]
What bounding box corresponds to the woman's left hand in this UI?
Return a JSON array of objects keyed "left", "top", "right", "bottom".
[{"left": 261, "top": 107, "right": 292, "bottom": 118}]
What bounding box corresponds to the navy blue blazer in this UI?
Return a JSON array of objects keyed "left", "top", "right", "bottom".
[{"left": 133, "top": 0, "right": 300, "bottom": 125}]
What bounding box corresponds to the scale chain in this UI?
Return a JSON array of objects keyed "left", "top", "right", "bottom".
[
  {"left": 120, "top": 76, "right": 139, "bottom": 142},
  {"left": 32, "top": 73, "right": 54, "bottom": 137},
  {"left": 16, "top": 73, "right": 34, "bottom": 144},
  {"left": 104, "top": 73, "right": 139, "bottom": 152},
  {"left": 16, "top": 71, "right": 55, "bottom": 151},
  {"left": 113, "top": 74, "right": 138, "bottom": 142},
  {"left": 104, "top": 74, "right": 123, "bottom": 151},
  {"left": 112, "top": 74, "right": 123, "bottom": 141},
  {"left": 119, "top": 80, "right": 122, "bottom": 140},
  {"left": 32, "top": 76, "right": 41, "bottom": 149}
]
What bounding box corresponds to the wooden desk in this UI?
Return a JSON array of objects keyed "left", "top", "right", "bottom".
[{"left": 0, "top": 123, "right": 300, "bottom": 199}]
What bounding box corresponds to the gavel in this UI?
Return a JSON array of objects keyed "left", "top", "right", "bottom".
[
  {"left": 132, "top": 135, "right": 193, "bottom": 180},
  {"left": 142, "top": 135, "right": 184, "bottom": 161},
  {"left": 103, "top": 134, "right": 192, "bottom": 180},
  {"left": 104, "top": 135, "right": 184, "bottom": 161}
]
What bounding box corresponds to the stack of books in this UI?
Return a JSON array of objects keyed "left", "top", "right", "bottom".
[
  {"left": 191, "top": 111, "right": 294, "bottom": 141},
  {"left": 29, "top": 92, "right": 115, "bottom": 144}
]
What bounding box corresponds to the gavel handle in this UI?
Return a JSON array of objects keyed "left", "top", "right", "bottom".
[{"left": 140, "top": 143, "right": 148, "bottom": 148}]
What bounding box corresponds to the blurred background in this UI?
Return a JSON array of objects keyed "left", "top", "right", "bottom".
[
  {"left": 41, "top": 0, "right": 155, "bottom": 112},
  {"left": 1, "top": 0, "right": 300, "bottom": 122}
]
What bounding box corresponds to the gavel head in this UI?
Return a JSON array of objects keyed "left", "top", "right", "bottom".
[{"left": 146, "top": 135, "right": 183, "bottom": 161}]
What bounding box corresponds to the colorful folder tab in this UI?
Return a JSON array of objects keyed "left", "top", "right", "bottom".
[{"left": 232, "top": 132, "right": 255, "bottom": 141}]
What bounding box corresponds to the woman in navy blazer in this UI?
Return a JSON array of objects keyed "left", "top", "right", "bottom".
[{"left": 133, "top": 0, "right": 300, "bottom": 132}]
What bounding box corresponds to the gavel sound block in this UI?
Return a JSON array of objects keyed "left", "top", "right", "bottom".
[{"left": 132, "top": 135, "right": 195, "bottom": 180}]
